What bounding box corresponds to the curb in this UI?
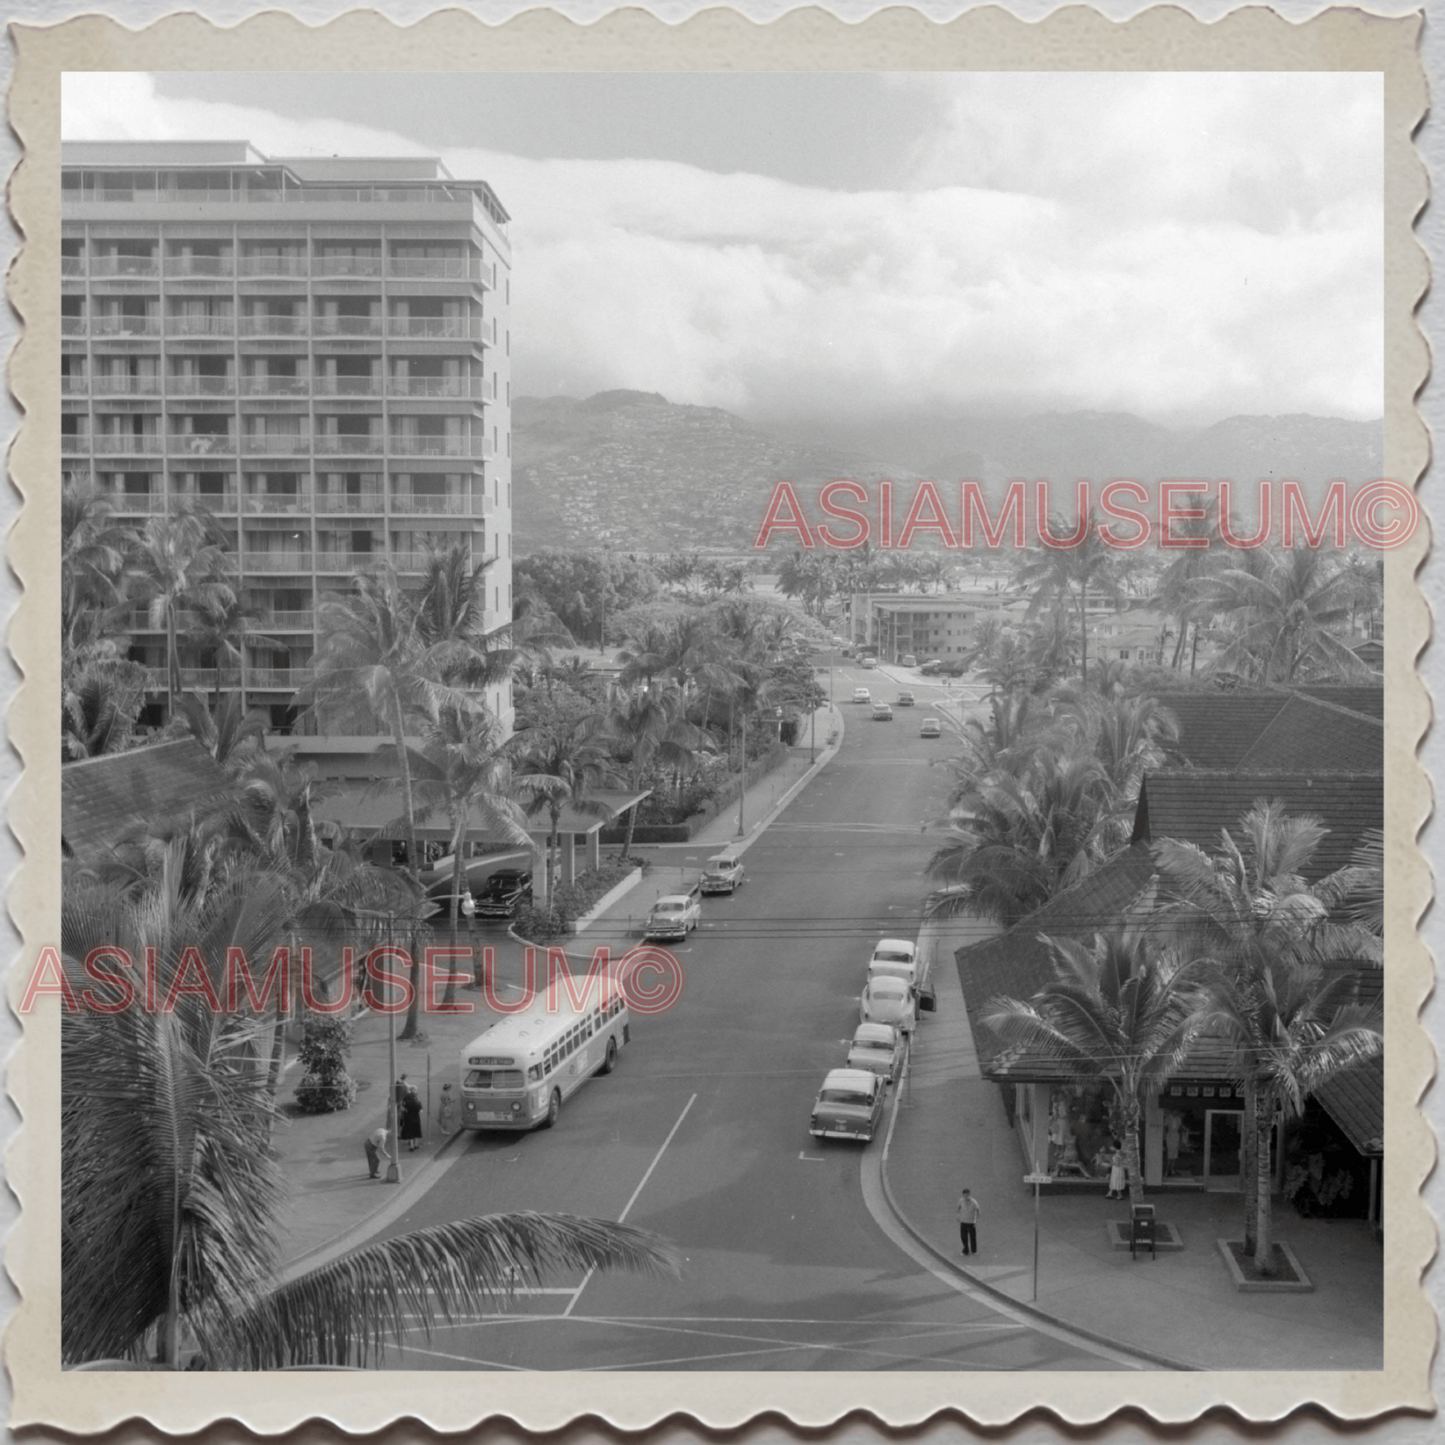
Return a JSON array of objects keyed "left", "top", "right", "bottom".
[
  {"left": 875, "top": 1048, "right": 1200, "bottom": 1373},
  {"left": 728, "top": 704, "right": 845, "bottom": 862}
]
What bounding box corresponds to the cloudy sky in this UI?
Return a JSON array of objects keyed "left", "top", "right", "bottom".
[{"left": 62, "top": 71, "right": 1383, "bottom": 431}]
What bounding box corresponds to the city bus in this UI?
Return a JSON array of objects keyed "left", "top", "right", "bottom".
[{"left": 457, "top": 972, "right": 631, "bottom": 1131}]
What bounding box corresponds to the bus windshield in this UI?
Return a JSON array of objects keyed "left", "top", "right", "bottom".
[{"left": 464, "top": 1068, "right": 525, "bottom": 1090}]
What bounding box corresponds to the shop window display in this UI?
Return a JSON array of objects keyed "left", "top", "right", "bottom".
[{"left": 1046, "top": 1081, "right": 1124, "bottom": 1179}]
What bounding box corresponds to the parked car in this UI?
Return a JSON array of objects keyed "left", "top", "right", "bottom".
[
  {"left": 896, "top": 690, "right": 915, "bottom": 707},
  {"left": 900, "top": 654, "right": 918, "bottom": 668},
  {"left": 919, "top": 659, "right": 942, "bottom": 675},
  {"left": 809, "top": 1068, "right": 885, "bottom": 1143},
  {"left": 700, "top": 853, "right": 746, "bottom": 895},
  {"left": 644, "top": 893, "right": 701, "bottom": 941},
  {"left": 870, "top": 938, "right": 917, "bottom": 970},
  {"left": 472, "top": 868, "right": 534, "bottom": 919},
  {"left": 861, "top": 656, "right": 877, "bottom": 669},
  {"left": 871, "top": 702, "right": 893, "bottom": 721},
  {"left": 919, "top": 717, "right": 943, "bottom": 738},
  {"left": 847, "top": 1022, "right": 904, "bottom": 1084},
  {"left": 852, "top": 687, "right": 871, "bottom": 704},
  {"left": 860, "top": 975, "right": 917, "bottom": 1034}
]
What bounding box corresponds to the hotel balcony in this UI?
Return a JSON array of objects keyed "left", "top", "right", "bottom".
[
  {"left": 61, "top": 316, "right": 87, "bottom": 335},
  {"left": 246, "top": 667, "right": 309, "bottom": 690},
  {"left": 238, "top": 314, "right": 309, "bottom": 338},
  {"left": 390, "top": 492, "right": 471, "bottom": 515},
  {"left": 241, "top": 434, "right": 311, "bottom": 456},
  {"left": 315, "top": 551, "right": 384, "bottom": 572},
  {"left": 387, "top": 376, "right": 483, "bottom": 399},
  {"left": 167, "top": 255, "right": 235, "bottom": 278},
  {"left": 386, "top": 316, "right": 483, "bottom": 340},
  {"left": 170, "top": 433, "right": 237, "bottom": 456},
  {"left": 61, "top": 256, "right": 85, "bottom": 277},
  {"left": 61, "top": 375, "right": 89, "bottom": 395},
  {"left": 86, "top": 434, "right": 166, "bottom": 456},
  {"left": 386, "top": 257, "right": 487, "bottom": 282},
  {"left": 244, "top": 552, "right": 314, "bottom": 573},
  {"left": 244, "top": 491, "right": 314, "bottom": 514},
  {"left": 313, "top": 256, "right": 384, "bottom": 278},
  {"left": 256, "top": 610, "right": 315, "bottom": 630},
  {"left": 167, "top": 315, "right": 235, "bottom": 338},
  {"left": 90, "top": 315, "right": 163, "bottom": 337},
  {"left": 241, "top": 376, "right": 310, "bottom": 397},
  {"left": 314, "top": 491, "right": 385, "bottom": 514},
  {"left": 313, "top": 434, "right": 385, "bottom": 456},
  {"left": 167, "top": 375, "right": 236, "bottom": 397},
  {"left": 92, "top": 375, "right": 162, "bottom": 396},
  {"left": 238, "top": 255, "right": 309, "bottom": 278},
  {"left": 110, "top": 493, "right": 169, "bottom": 515},
  {"left": 91, "top": 255, "right": 160, "bottom": 278},
  {"left": 311, "top": 315, "right": 383, "bottom": 338},
  {"left": 184, "top": 491, "right": 240, "bottom": 515},
  {"left": 388, "top": 434, "right": 491, "bottom": 459},
  {"left": 312, "top": 376, "right": 383, "bottom": 397}
]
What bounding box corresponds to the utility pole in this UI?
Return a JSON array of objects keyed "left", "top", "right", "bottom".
[{"left": 735, "top": 709, "right": 748, "bottom": 837}]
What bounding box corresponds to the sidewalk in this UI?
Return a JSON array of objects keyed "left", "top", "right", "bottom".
[
  {"left": 272, "top": 702, "right": 846, "bottom": 1275},
  {"left": 881, "top": 918, "right": 1385, "bottom": 1371}
]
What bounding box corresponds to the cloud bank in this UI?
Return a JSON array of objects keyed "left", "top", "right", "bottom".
[{"left": 62, "top": 72, "right": 1383, "bottom": 427}]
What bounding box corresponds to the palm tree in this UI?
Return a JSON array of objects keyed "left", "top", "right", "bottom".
[
  {"left": 403, "top": 699, "right": 534, "bottom": 1002},
  {"left": 1014, "top": 517, "right": 1119, "bottom": 688},
  {"left": 983, "top": 927, "right": 1210, "bottom": 1205},
  {"left": 61, "top": 475, "right": 136, "bottom": 682},
  {"left": 1154, "top": 800, "right": 1382, "bottom": 1260},
  {"left": 169, "top": 691, "right": 267, "bottom": 769},
  {"left": 926, "top": 750, "right": 1113, "bottom": 926},
  {"left": 1153, "top": 493, "right": 1220, "bottom": 671},
  {"left": 131, "top": 507, "right": 237, "bottom": 717},
  {"left": 1188, "top": 953, "right": 1382, "bottom": 1274},
  {"left": 60, "top": 878, "right": 678, "bottom": 1368},
  {"left": 186, "top": 591, "right": 278, "bottom": 713},
  {"left": 512, "top": 717, "right": 618, "bottom": 900},
  {"left": 1198, "top": 548, "right": 1371, "bottom": 683},
  {"left": 62, "top": 656, "right": 151, "bottom": 760},
  {"left": 603, "top": 683, "right": 711, "bottom": 859}
]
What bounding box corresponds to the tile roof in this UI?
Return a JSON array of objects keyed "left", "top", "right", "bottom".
[
  {"left": 1131, "top": 771, "right": 1382, "bottom": 879},
  {"left": 1313, "top": 1057, "right": 1384, "bottom": 1156},
  {"left": 1153, "top": 692, "right": 1289, "bottom": 769},
  {"left": 61, "top": 738, "right": 234, "bottom": 856},
  {"left": 953, "top": 843, "right": 1160, "bottom": 1077},
  {"left": 1293, "top": 684, "right": 1384, "bottom": 719},
  {"left": 1234, "top": 693, "right": 1383, "bottom": 773}
]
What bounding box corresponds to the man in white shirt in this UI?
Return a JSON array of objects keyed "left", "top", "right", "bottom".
[
  {"left": 957, "top": 1187, "right": 982, "bottom": 1256},
  {"left": 365, "top": 1125, "right": 391, "bottom": 1179}
]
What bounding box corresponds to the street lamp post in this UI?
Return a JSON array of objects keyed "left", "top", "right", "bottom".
[{"left": 1023, "top": 1163, "right": 1052, "bottom": 1299}]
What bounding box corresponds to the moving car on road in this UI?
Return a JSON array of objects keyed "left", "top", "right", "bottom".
[
  {"left": 700, "top": 853, "right": 747, "bottom": 895},
  {"left": 871, "top": 701, "right": 894, "bottom": 721},
  {"left": 919, "top": 717, "right": 943, "bottom": 738},
  {"left": 459, "top": 972, "right": 630, "bottom": 1131},
  {"left": 644, "top": 893, "right": 701, "bottom": 941},
  {"left": 472, "top": 867, "right": 534, "bottom": 919},
  {"left": 896, "top": 690, "right": 915, "bottom": 707},
  {"left": 809, "top": 1068, "right": 885, "bottom": 1143},
  {"left": 847, "top": 1023, "right": 904, "bottom": 1084},
  {"left": 852, "top": 687, "right": 871, "bottom": 704},
  {"left": 861, "top": 654, "right": 877, "bottom": 668}
]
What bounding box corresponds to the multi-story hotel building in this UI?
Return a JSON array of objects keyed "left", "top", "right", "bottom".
[{"left": 60, "top": 140, "right": 513, "bottom": 733}]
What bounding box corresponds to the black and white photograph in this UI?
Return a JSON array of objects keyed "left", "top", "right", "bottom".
[{"left": 5, "top": 3, "right": 1434, "bottom": 1432}]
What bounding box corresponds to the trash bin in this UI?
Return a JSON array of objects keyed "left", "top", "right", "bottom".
[{"left": 1130, "top": 1202, "right": 1157, "bottom": 1261}]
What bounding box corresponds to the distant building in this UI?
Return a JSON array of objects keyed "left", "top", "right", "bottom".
[
  {"left": 850, "top": 590, "right": 1015, "bottom": 662},
  {"left": 61, "top": 140, "right": 514, "bottom": 735}
]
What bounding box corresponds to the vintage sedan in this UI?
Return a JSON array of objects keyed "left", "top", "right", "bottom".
[
  {"left": 860, "top": 975, "right": 918, "bottom": 1034},
  {"left": 869, "top": 937, "right": 917, "bottom": 972},
  {"left": 896, "top": 690, "right": 916, "bottom": 707},
  {"left": 852, "top": 687, "right": 871, "bottom": 704},
  {"left": 644, "top": 893, "right": 701, "bottom": 941},
  {"left": 871, "top": 701, "right": 894, "bottom": 721},
  {"left": 919, "top": 717, "right": 943, "bottom": 738},
  {"left": 809, "top": 1068, "right": 885, "bottom": 1143},
  {"left": 700, "top": 853, "right": 746, "bottom": 895},
  {"left": 471, "top": 868, "right": 534, "bottom": 919},
  {"left": 847, "top": 1023, "right": 904, "bottom": 1084}
]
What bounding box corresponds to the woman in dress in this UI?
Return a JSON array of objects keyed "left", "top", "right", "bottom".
[
  {"left": 400, "top": 1087, "right": 424, "bottom": 1152},
  {"left": 1106, "top": 1141, "right": 1127, "bottom": 1200}
]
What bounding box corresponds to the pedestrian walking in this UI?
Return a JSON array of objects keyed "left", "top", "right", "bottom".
[
  {"left": 364, "top": 1124, "right": 390, "bottom": 1179},
  {"left": 394, "top": 1074, "right": 409, "bottom": 1110},
  {"left": 400, "top": 1087, "right": 423, "bottom": 1152},
  {"left": 437, "top": 1082, "right": 458, "bottom": 1136},
  {"left": 1106, "top": 1141, "right": 1126, "bottom": 1199},
  {"left": 957, "top": 1187, "right": 981, "bottom": 1256}
]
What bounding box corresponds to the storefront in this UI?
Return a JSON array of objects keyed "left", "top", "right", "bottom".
[{"left": 1157, "top": 1080, "right": 1245, "bottom": 1190}]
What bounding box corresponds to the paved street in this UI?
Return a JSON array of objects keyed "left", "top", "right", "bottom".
[{"left": 370, "top": 661, "right": 1135, "bottom": 1370}]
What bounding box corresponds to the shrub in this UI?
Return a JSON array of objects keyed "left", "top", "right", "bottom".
[
  {"left": 293, "top": 1015, "right": 358, "bottom": 1114},
  {"left": 514, "top": 856, "right": 640, "bottom": 943}
]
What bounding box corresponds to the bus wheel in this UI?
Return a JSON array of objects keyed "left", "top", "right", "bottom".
[
  {"left": 600, "top": 1038, "right": 618, "bottom": 1075},
  {"left": 543, "top": 1089, "right": 562, "bottom": 1128}
]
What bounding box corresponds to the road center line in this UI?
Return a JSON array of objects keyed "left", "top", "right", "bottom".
[{"left": 563, "top": 1093, "right": 698, "bottom": 1318}]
